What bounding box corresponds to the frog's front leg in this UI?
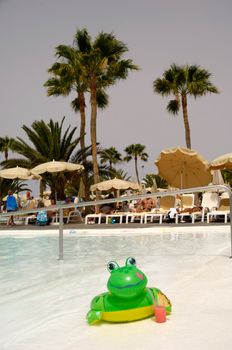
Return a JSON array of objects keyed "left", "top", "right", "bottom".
[
  {"left": 87, "top": 292, "right": 106, "bottom": 325},
  {"left": 87, "top": 309, "right": 102, "bottom": 325}
]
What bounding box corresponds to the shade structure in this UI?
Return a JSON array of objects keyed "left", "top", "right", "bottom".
[
  {"left": 31, "top": 160, "right": 84, "bottom": 174},
  {"left": 90, "top": 178, "right": 140, "bottom": 192},
  {"left": 209, "top": 153, "right": 232, "bottom": 170},
  {"left": 0, "top": 166, "right": 41, "bottom": 180},
  {"left": 155, "top": 146, "right": 211, "bottom": 189}
]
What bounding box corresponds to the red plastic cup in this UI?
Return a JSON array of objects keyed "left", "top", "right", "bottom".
[{"left": 154, "top": 306, "right": 166, "bottom": 323}]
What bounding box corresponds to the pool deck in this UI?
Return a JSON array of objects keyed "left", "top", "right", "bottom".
[{"left": 0, "top": 221, "right": 229, "bottom": 231}]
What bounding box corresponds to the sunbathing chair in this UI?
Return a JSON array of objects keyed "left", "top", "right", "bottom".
[
  {"left": 13, "top": 199, "right": 38, "bottom": 225},
  {"left": 85, "top": 213, "right": 106, "bottom": 224},
  {"left": 66, "top": 209, "right": 83, "bottom": 224},
  {"left": 207, "top": 197, "right": 230, "bottom": 223},
  {"left": 192, "top": 192, "right": 220, "bottom": 223},
  {"left": 106, "top": 212, "right": 125, "bottom": 224},
  {"left": 50, "top": 208, "right": 83, "bottom": 224},
  {"left": 126, "top": 212, "right": 145, "bottom": 224},
  {"left": 181, "top": 194, "right": 195, "bottom": 209},
  {"left": 175, "top": 194, "right": 196, "bottom": 223},
  {"left": 144, "top": 195, "right": 176, "bottom": 224}
]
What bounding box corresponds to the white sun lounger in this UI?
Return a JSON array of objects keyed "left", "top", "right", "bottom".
[
  {"left": 207, "top": 198, "right": 230, "bottom": 223},
  {"left": 85, "top": 214, "right": 105, "bottom": 224}
]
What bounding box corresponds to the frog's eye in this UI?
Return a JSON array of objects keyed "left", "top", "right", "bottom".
[
  {"left": 107, "top": 261, "right": 119, "bottom": 273},
  {"left": 126, "top": 257, "right": 136, "bottom": 267}
]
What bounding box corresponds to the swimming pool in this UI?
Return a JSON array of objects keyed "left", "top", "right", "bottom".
[{"left": 0, "top": 226, "right": 232, "bottom": 350}]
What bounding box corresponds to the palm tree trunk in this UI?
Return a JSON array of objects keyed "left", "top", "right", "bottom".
[
  {"left": 79, "top": 92, "right": 86, "bottom": 158},
  {"left": 90, "top": 77, "right": 101, "bottom": 211},
  {"left": 90, "top": 77, "right": 100, "bottom": 185},
  {"left": 90, "top": 76, "right": 101, "bottom": 206},
  {"left": 109, "top": 160, "right": 113, "bottom": 179},
  {"left": 79, "top": 92, "right": 89, "bottom": 200},
  {"left": 181, "top": 94, "right": 191, "bottom": 149},
  {"left": 39, "top": 179, "right": 46, "bottom": 198},
  {"left": 135, "top": 156, "right": 140, "bottom": 184}
]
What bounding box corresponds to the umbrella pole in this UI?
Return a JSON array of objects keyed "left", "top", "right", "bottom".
[
  {"left": 16, "top": 178, "right": 20, "bottom": 206},
  {"left": 115, "top": 189, "right": 120, "bottom": 209},
  {"left": 180, "top": 171, "right": 183, "bottom": 189}
]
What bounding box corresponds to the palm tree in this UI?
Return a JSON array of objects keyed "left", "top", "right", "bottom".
[
  {"left": 44, "top": 30, "right": 90, "bottom": 155},
  {"left": 44, "top": 28, "right": 136, "bottom": 197},
  {"left": 70, "top": 144, "right": 94, "bottom": 199},
  {"left": 142, "top": 173, "right": 168, "bottom": 189},
  {"left": 111, "top": 168, "right": 131, "bottom": 181},
  {"left": 153, "top": 64, "right": 219, "bottom": 148},
  {"left": 76, "top": 30, "right": 138, "bottom": 186},
  {"left": 124, "top": 144, "right": 148, "bottom": 184},
  {"left": 67, "top": 147, "right": 111, "bottom": 199},
  {"left": 44, "top": 30, "right": 89, "bottom": 200},
  {"left": 222, "top": 170, "right": 232, "bottom": 187},
  {"left": 3, "top": 117, "right": 81, "bottom": 199},
  {"left": 0, "top": 136, "right": 15, "bottom": 161},
  {"left": 100, "top": 147, "right": 122, "bottom": 177}
]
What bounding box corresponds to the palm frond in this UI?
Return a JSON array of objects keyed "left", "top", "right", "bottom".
[
  {"left": 167, "top": 99, "right": 180, "bottom": 114},
  {"left": 153, "top": 78, "right": 172, "bottom": 95}
]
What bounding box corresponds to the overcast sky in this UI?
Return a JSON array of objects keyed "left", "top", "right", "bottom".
[{"left": 0, "top": 0, "right": 231, "bottom": 185}]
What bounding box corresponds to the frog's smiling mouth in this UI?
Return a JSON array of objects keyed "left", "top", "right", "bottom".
[{"left": 109, "top": 279, "right": 144, "bottom": 289}]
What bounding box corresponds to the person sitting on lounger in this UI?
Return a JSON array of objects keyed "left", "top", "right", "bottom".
[
  {"left": 141, "top": 193, "right": 157, "bottom": 212},
  {"left": 100, "top": 193, "right": 115, "bottom": 214},
  {"left": 63, "top": 197, "right": 73, "bottom": 216},
  {"left": 6, "top": 190, "right": 18, "bottom": 225},
  {"left": 21, "top": 191, "right": 37, "bottom": 212},
  {"left": 47, "top": 198, "right": 57, "bottom": 223},
  {"left": 134, "top": 193, "right": 157, "bottom": 213}
]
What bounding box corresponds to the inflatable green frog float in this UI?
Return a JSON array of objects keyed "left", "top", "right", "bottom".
[{"left": 87, "top": 257, "right": 171, "bottom": 324}]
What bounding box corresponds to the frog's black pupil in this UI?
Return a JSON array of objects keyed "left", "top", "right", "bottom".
[
  {"left": 109, "top": 263, "right": 115, "bottom": 270},
  {"left": 129, "top": 258, "right": 136, "bottom": 265}
]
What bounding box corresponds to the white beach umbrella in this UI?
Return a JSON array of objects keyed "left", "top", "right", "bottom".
[
  {"left": 31, "top": 159, "right": 84, "bottom": 174},
  {"left": 0, "top": 166, "right": 41, "bottom": 180},
  {"left": 0, "top": 166, "right": 41, "bottom": 200},
  {"left": 90, "top": 178, "right": 140, "bottom": 192},
  {"left": 31, "top": 160, "right": 84, "bottom": 201},
  {"left": 209, "top": 153, "right": 232, "bottom": 170}
]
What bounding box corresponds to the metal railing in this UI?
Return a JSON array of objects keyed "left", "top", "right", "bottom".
[{"left": 0, "top": 185, "right": 232, "bottom": 259}]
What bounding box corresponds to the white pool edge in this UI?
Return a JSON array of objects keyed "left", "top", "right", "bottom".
[{"left": 0, "top": 224, "right": 230, "bottom": 237}]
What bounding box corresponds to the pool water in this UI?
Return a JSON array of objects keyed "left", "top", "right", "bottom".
[{"left": 0, "top": 226, "right": 231, "bottom": 350}]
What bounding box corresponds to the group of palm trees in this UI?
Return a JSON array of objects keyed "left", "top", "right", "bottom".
[
  {"left": 44, "top": 28, "right": 138, "bottom": 199},
  {"left": 100, "top": 144, "right": 148, "bottom": 184},
  {"left": 0, "top": 119, "right": 150, "bottom": 200},
  {"left": 0, "top": 27, "right": 220, "bottom": 200}
]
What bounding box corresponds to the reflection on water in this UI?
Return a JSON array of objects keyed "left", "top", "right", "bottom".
[
  {"left": 0, "top": 231, "right": 229, "bottom": 296},
  {"left": 0, "top": 229, "right": 230, "bottom": 349}
]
